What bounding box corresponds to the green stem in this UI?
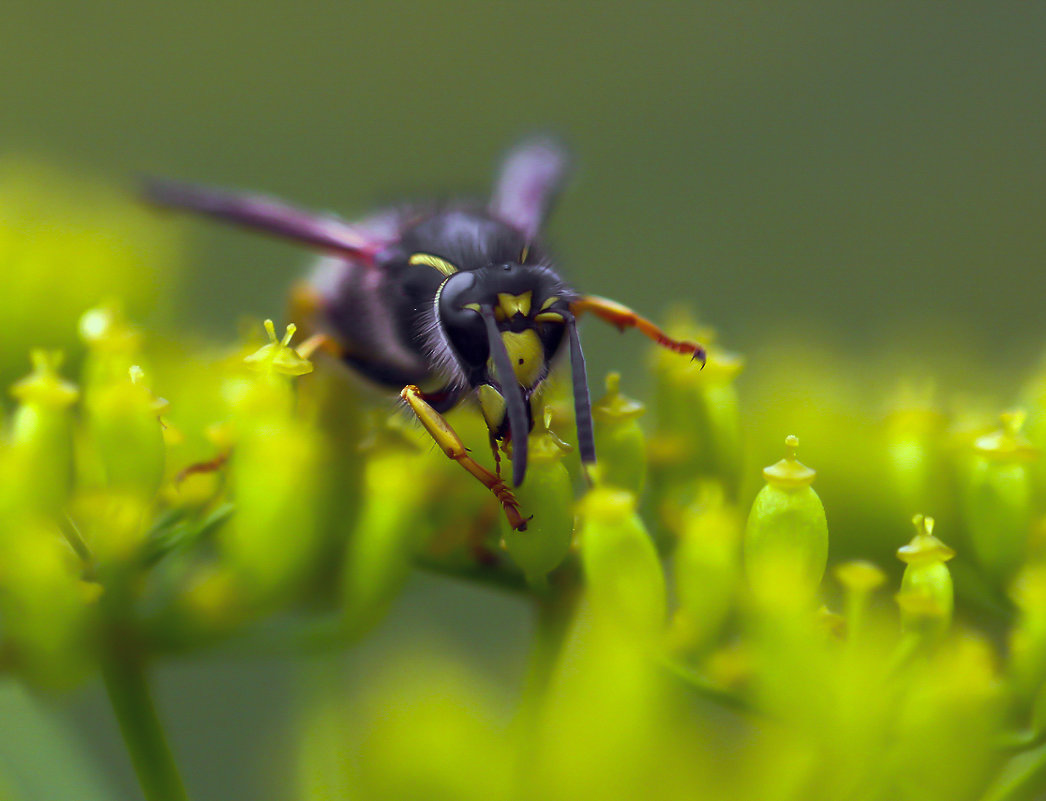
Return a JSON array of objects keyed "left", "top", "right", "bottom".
[
  {"left": 101, "top": 644, "right": 188, "bottom": 801},
  {"left": 520, "top": 568, "right": 581, "bottom": 719},
  {"left": 979, "top": 740, "right": 1046, "bottom": 801},
  {"left": 524, "top": 576, "right": 579, "bottom": 703}
]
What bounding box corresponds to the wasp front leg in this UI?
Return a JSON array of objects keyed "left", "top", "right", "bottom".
[
  {"left": 400, "top": 385, "right": 528, "bottom": 531},
  {"left": 571, "top": 295, "right": 707, "bottom": 366}
]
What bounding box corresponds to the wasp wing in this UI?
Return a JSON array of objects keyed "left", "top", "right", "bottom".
[
  {"left": 488, "top": 137, "right": 570, "bottom": 243},
  {"left": 143, "top": 178, "right": 386, "bottom": 260}
]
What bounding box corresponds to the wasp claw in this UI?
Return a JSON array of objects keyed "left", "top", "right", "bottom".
[{"left": 692, "top": 346, "right": 708, "bottom": 369}]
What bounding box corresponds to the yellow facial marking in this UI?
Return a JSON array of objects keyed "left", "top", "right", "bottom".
[
  {"left": 494, "top": 329, "right": 545, "bottom": 388},
  {"left": 408, "top": 252, "right": 459, "bottom": 277},
  {"left": 539, "top": 296, "right": 558, "bottom": 311},
  {"left": 478, "top": 384, "right": 507, "bottom": 430},
  {"left": 497, "top": 291, "right": 532, "bottom": 319},
  {"left": 463, "top": 302, "right": 481, "bottom": 313},
  {"left": 534, "top": 311, "right": 563, "bottom": 323}
]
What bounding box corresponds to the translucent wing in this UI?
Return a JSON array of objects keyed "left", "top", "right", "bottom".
[
  {"left": 488, "top": 137, "right": 570, "bottom": 242},
  {"left": 143, "top": 178, "right": 386, "bottom": 260}
]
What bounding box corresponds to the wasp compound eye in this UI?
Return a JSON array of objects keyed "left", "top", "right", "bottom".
[{"left": 437, "top": 272, "right": 488, "bottom": 368}]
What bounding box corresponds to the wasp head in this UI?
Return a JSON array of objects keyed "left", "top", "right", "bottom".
[{"left": 436, "top": 262, "right": 582, "bottom": 486}]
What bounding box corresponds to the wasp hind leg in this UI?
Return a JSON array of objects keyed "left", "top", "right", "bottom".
[
  {"left": 571, "top": 295, "right": 707, "bottom": 366},
  {"left": 400, "top": 385, "right": 527, "bottom": 531}
]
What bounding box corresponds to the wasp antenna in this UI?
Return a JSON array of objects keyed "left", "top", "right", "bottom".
[
  {"left": 480, "top": 306, "right": 529, "bottom": 487},
  {"left": 564, "top": 313, "right": 597, "bottom": 466},
  {"left": 142, "top": 177, "right": 379, "bottom": 261}
]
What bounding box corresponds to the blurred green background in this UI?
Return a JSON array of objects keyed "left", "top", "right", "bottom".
[{"left": 3, "top": 3, "right": 1046, "bottom": 799}]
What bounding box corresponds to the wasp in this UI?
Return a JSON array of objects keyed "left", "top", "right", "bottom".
[{"left": 145, "top": 139, "right": 705, "bottom": 530}]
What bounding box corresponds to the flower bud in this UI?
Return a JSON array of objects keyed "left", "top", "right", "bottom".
[
  {"left": 6, "top": 350, "right": 78, "bottom": 517},
  {"left": 84, "top": 365, "right": 166, "bottom": 500},
  {"left": 649, "top": 311, "right": 743, "bottom": 495},
  {"left": 590, "top": 372, "right": 646, "bottom": 495},
  {"left": 221, "top": 320, "right": 322, "bottom": 603},
  {"left": 961, "top": 411, "right": 1036, "bottom": 584},
  {"left": 502, "top": 410, "right": 575, "bottom": 587},
  {"left": 896, "top": 514, "right": 954, "bottom": 640},
  {"left": 1007, "top": 564, "right": 1046, "bottom": 699},
  {"left": 577, "top": 487, "right": 666, "bottom": 639},
  {"left": 882, "top": 383, "right": 948, "bottom": 525},
  {"left": 225, "top": 320, "right": 314, "bottom": 424},
  {"left": 743, "top": 435, "right": 828, "bottom": 607},
  {"left": 672, "top": 482, "right": 742, "bottom": 651},
  {"left": 78, "top": 302, "right": 143, "bottom": 391},
  {"left": 0, "top": 516, "right": 94, "bottom": 689},
  {"left": 341, "top": 415, "right": 436, "bottom": 634}
]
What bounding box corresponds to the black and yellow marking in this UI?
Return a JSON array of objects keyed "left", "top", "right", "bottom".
[
  {"left": 408, "top": 252, "right": 459, "bottom": 277},
  {"left": 496, "top": 291, "right": 532, "bottom": 320}
]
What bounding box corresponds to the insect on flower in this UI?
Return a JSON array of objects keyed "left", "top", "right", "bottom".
[{"left": 144, "top": 139, "right": 705, "bottom": 530}]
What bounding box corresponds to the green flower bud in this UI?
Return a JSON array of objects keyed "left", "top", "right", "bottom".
[
  {"left": 6, "top": 350, "right": 78, "bottom": 516},
  {"left": 85, "top": 365, "right": 166, "bottom": 500},
  {"left": 1007, "top": 564, "right": 1046, "bottom": 699},
  {"left": 743, "top": 435, "right": 828, "bottom": 607},
  {"left": 226, "top": 320, "right": 314, "bottom": 424},
  {"left": 222, "top": 320, "right": 322, "bottom": 603},
  {"left": 342, "top": 416, "right": 435, "bottom": 634},
  {"left": 672, "top": 482, "right": 742, "bottom": 651},
  {"left": 502, "top": 410, "right": 575, "bottom": 587},
  {"left": 0, "top": 516, "right": 94, "bottom": 689},
  {"left": 577, "top": 487, "right": 666, "bottom": 639},
  {"left": 590, "top": 372, "right": 646, "bottom": 495},
  {"left": 649, "top": 311, "right": 743, "bottom": 494},
  {"left": 882, "top": 383, "right": 948, "bottom": 525},
  {"left": 225, "top": 417, "right": 323, "bottom": 603},
  {"left": 78, "top": 302, "right": 143, "bottom": 391},
  {"left": 896, "top": 514, "right": 955, "bottom": 639},
  {"left": 962, "top": 411, "right": 1036, "bottom": 584}
]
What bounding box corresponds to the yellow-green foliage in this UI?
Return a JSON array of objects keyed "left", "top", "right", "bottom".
[{"left": 5, "top": 164, "right": 1046, "bottom": 801}]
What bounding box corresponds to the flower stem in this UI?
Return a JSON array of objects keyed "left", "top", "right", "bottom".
[
  {"left": 980, "top": 740, "right": 1046, "bottom": 801},
  {"left": 522, "top": 570, "right": 580, "bottom": 709},
  {"left": 101, "top": 644, "right": 188, "bottom": 801}
]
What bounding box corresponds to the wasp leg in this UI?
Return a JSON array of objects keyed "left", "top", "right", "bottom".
[
  {"left": 488, "top": 429, "right": 503, "bottom": 479},
  {"left": 401, "top": 385, "right": 527, "bottom": 531},
  {"left": 571, "top": 295, "right": 707, "bottom": 366}
]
